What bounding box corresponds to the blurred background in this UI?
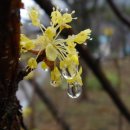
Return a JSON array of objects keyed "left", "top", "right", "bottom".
[{"left": 18, "top": 0, "right": 130, "bottom": 130}]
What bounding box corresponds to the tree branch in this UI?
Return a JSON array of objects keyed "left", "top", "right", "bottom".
[
  {"left": 0, "top": 0, "right": 26, "bottom": 129},
  {"left": 106, "top": 0, "right": 130, "bottom": 28}
]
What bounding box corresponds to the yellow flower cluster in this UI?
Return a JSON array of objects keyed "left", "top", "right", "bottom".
[{"left": 20, "top": 8, "right": 91, "bottom": 98}]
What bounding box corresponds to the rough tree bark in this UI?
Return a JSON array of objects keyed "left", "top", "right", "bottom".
[{"left": 0, "top": 0, "right": 24, "bottom": 129}]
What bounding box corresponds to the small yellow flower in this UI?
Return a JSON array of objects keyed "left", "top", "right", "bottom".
[
  {"left": 51, "top": 9, "right": 62, "bottom": 25},
  {"left": 27, "top": 57, "right": 37, "bottom": 69},
  {"left": 74, "top": 29, "right": 91, "bottom": 44},
  {"left": 20, "top": 34, "right": 35, "bottom": 50},
  {"left": 29, "top": 8, "right": 40, "bottom": 26},
  {"left": 62, "top": 13, "right": 72, "bottom": 23},
  {"left": 45, "top": 27, "right": 56, "bottom": 40},
  {"left": 51, "top": 8, "right": 75, "bottom": 30}
]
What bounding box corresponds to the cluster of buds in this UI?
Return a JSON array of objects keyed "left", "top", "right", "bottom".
[{"left": 20, "top": 7, "right": 91, "bottom": 98}]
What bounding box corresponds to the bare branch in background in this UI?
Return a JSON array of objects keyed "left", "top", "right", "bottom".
[{"left": 106, "top": 0, "right": 130, "bottom": 28}]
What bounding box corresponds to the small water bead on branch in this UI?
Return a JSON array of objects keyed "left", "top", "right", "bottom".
[
  {"left": 84, "top": 43, "right": 87, "bottom": 46},
  {"left": 50, "top": 80, "right": 58, "bottom": 87},
  {"left": 20, "top": 7, "right": 91, "bottom": 98},
  {"left": 50, "top": 66, "right": 62, "bottom": 87}
]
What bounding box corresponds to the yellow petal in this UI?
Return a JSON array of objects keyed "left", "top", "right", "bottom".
[
  {"left": 62, "top": 13, "right": 72, "bottom": 23},
  {"left": 35, "top": 35, "right": 48, "bottom": 50},
  {"left": 70, "top": 55, "right": 79, "bottom": 65},
  {"left": 79, "top": 66, "right": 82, "bottom": 75},
  {"left": 74, "top": 29, "right": 91, "bottom": 44},
  {"left": 20, "top": 34, "right": 35, "bottom": 50},
  {"left": 60, "top": 24, "right": 72, "bottom": 30},
  {"left": 51, "top": 10, "right": 62, "bottom": 25},
  {"left": 27, "top": 58, "right": 37, "bottom": 69},
  {"left": 41, "top": 62, "right": 48, "bottom": 70},
  {"left": 46, "top": 44, "right": 57, "bottom": 61},
  {"left": 45, "top": 27, "right": 56, "bottom": 40},
  {"left": 29, "top": 8, "right": 40, "bottom": 26}
]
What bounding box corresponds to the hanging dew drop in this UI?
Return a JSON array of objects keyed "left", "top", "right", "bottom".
[
  {"left": 50, "top": 80, "right": 58, "bottom": 87},
  {"left": 67, "top": 83, "right": 82, "bottom": 98},
  {"left": 90, "top": 38, "right": 93, "bottom": 41},
  {"left": 44, "top": 68, "right": 49, "bottom": 72},
  {"left": 62, "top": 69, "right": 75, "bottom": 80},
  {"left": 62, "top": 67, "right": 77, "bottom": 80}
]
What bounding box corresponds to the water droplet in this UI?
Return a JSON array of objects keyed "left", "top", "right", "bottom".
[
  {"left": 72, "top": 10, "right": 75, "bottom": 14},
  {"left": 62, "top": 68, "right": 76, "bottom": 80},
  {"left": 65, "top": 8, "right": 68, "bottom": 12},
  {"left": 67, "top": 83, "right": 82, "bottom": 98},
  {"left": 90, "top": 38, "right": 93, "bottom": 40},
  {"left": 44, "top": 68, "right": 49, "bottom": 72},
  {"left": 84, "top": 42, "right": 87, "bottom": 46},
  {"left": 50, "top": 80, "right": 58, "bottom": 87}
]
